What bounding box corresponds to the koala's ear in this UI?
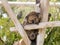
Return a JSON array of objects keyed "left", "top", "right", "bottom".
[
  {"left": 48, "top": 13, "right": 51, "bottom": 21},
  {"left": 48, "top": 13, "right": 51, "bottom": 17}
]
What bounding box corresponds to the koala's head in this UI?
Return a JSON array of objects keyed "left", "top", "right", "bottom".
[{"left": 26, "top": 12, "right": 40, "bottom": 24}]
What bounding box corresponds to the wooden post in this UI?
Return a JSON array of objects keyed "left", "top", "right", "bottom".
[
  {"left": 13, "top": 39, "right": 26, "bottom": 45},
  {"left": 37, "top": 0, "right": 49, "bottom": 45},
  {"left": 0, "top": 0, "right": 31, "bottom": 45},
  {"left": 35, "top": 0, "right": 40, "bottom": 13}
]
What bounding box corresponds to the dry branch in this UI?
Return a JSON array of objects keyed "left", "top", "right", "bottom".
[
  {"left": 24, "top": 21, "right": 60, "bottom": 30},
  {"left": 36, "top": 0, "right": 49, "bottom": 45},
  {"left": 0, "top": 1, "right": 60, "bottom": 7},
  {"left": 10, "top": 21, "right": 60, "bottom": 30},
  {"left": 0, "top": 0, "right": 31, "bottom": 45}
]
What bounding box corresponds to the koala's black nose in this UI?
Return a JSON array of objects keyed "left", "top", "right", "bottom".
[{"left": 32, "top": 20, "right": 34, "bottom": 23}]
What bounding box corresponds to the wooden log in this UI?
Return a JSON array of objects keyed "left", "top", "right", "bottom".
[
  {"left": 0, "top": 1, "right": 60, "bottom": 7},
  {"left": 10, "top": 21, "right": 60, "bottom": 31},
  {"left": 0, "top": 0, "right": 31, "bottom": 45},
  {"left": 0, "top": 1, "right": 35, "bottom": 6},
  {"left": 13, "top": 39, "right": 26, "bottom": 45},
  {"left": 20, "top": 39, "right": 26, "bottom": 45},
  {"left": 37, "top": 0, "right": 49, "bottom": 45},
  {"left": 37, "top": 29, "right": 45, "bottom": 45},
  {"left": 24, "top": 21, "right": 60, "bottom": 30}
]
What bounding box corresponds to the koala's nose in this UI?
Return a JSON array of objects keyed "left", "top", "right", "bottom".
[{"left": 32, "top": 20, "right": 34, "bottom": 23}]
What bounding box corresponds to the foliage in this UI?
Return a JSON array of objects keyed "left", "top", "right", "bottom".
[
  {"left": 0, "top": 6, "right": 22, "bottom": 45},
  {"left": 44, "top": 27, "right": 60, "bottom": 45},
  {"left": 44, "top": 0, "right": 60, "bottom": 45}
]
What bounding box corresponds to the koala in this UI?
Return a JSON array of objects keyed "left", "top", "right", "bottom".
[
  {"left": 23, "top": 11, "right": 51, "bottom": 26},
  {"left": 23, "top": 11, "right": 51, "bottom": 45},
  {"left": 23, "top": 11, "right": 41, "bottom": 25},
  {"left": 23, "top": 12, "right": 40, "bottom": 40},
  {"left": 23, "top": 11, "right": 41, "bottom": 45}
]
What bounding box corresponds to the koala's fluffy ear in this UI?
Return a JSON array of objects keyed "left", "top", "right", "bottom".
[
  {"left": 48, "top": 13, "right": 51, "bottom": 17},
  {"left": 48, "top": 13, "right": 51, "bottom": 21}
]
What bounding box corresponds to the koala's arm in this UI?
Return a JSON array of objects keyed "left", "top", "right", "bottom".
[{"left": 23, "top": 19, "right": 28, "bottom": 26}]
